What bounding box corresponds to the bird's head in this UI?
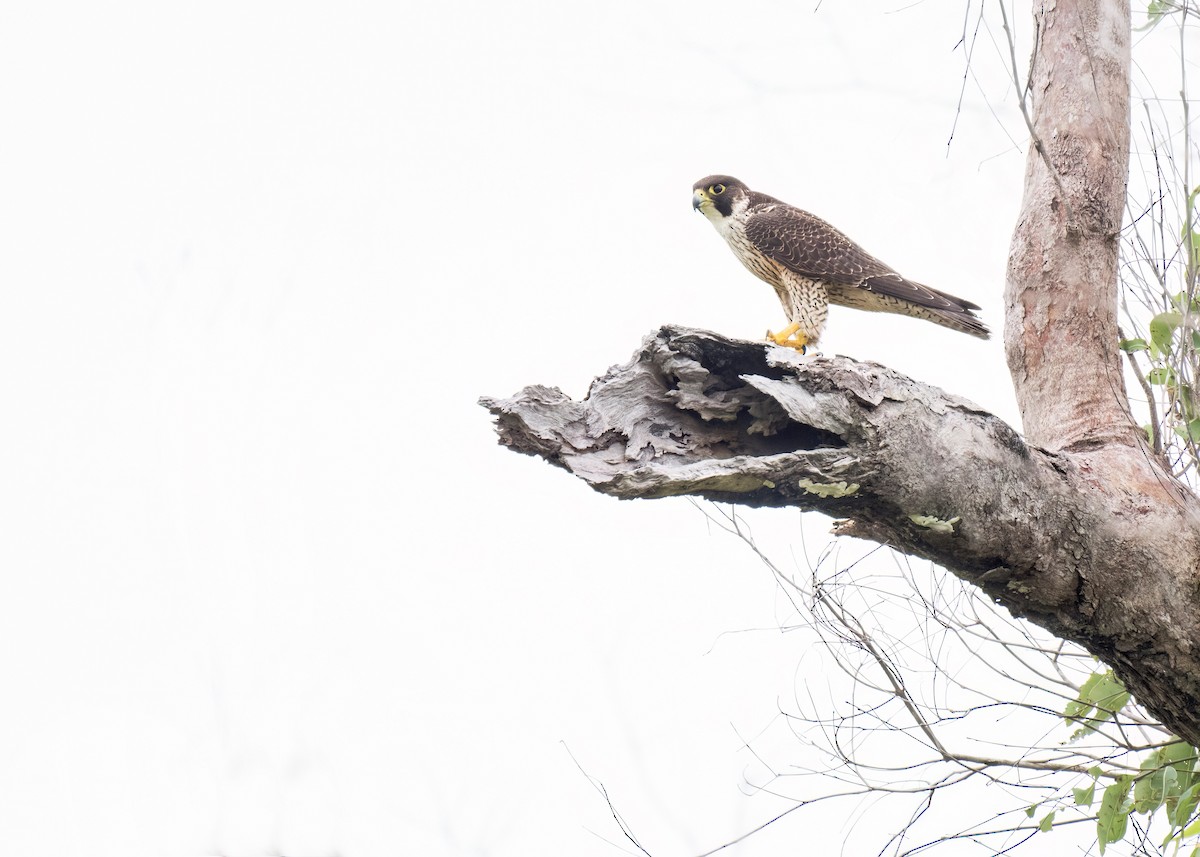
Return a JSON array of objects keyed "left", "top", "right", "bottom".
[{"left": 692, "top": 175, "right": 748, "bottom": 223}]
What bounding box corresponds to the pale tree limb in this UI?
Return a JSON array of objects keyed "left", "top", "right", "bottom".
[{"left": 480, "top": 322, "right": 1200, "bottom": 747}]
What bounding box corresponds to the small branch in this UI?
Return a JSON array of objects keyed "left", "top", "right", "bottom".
[
  {"left": 562, "top": 743, "right": 654, "bottom": 857},
  {"left": 1118, "top": 325, "right": 1163, "bottom": 456},
  {"left": 997, "top": 0, "right": 1079, "bottom": 231}
]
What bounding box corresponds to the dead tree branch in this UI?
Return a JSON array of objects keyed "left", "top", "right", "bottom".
[{"left": 481, "top": 324, "right": 1200, "bottom": 747}]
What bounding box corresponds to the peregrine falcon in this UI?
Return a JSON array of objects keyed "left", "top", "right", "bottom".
[{"left": 692, "top": 175, "right": 988, "bottom": 352}]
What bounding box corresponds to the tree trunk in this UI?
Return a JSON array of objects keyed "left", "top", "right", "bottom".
[
  {"left": 1006, "top": 0, "right": 1137, "bottom": 451},
  {"left": 482, "top": 0, "right": 1200, "bottom": 746}
]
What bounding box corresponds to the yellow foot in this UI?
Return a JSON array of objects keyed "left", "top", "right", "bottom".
[{"left": 766, "top": 322, "right": 809, "bottom": 354}]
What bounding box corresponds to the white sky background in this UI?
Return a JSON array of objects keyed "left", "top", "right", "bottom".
[{"left": 0, "top": 2, "right": 1188, "bottom": 856}]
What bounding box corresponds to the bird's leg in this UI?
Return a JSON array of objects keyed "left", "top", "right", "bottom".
[{"left": 766, "top": 322, "right": 808, "bottom": 353}]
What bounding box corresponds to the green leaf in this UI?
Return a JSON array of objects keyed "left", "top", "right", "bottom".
[
  {"left": 1064, "top": 672, "right": 1102, "bottom": 720},
  {"left": 1075, "top": 782, "right": 1096, "bottom": 807},
  {"left": 1134, "top": 769, "right": 1156, "bottom": 814},
  {"left": 1171, "top": 423, "right": 1200, "bottom": 443},
  {"left": 1025, "top": 804, "right": 1037, "bottom": 818},
  {"left": 1138, "top": 0, "right": 1170, "bottom": 30},
  {"left": 1065, "top": 670, "right": 1130, "bottom": 738},
  {"left": 1163, "top": 742, "right": 1199, "bottom": 769},
  {"left": 1182, "top": 385, "right": 1198, "bottom": 421},
  {"left": 1119, "top": 337, "right": 1149, "bottom": 353},
  {"left": 1135, "top": 750, "right": 1176, "bottom": 814},
  {"left": 1148, "top": 366, "right": 1172, "bottom": 385},
  {"left": 1098, "top": 777, "right": 1133, "bottom": 854},
  {"left": 1150, "top": 312, "right": 1183, "bottom": 357},
  {"left": 1182, "top": 185, "right": 1200, "bottom": 269},
  {"left": 1038, "top": 810, "right": 1056, "bottom": 832},
  {"left": 1169, "top": 781, "right": 1200, "bottom": 828},
  {"left": 1087, "top": 672, "right": 1128, "bottom": 711}
]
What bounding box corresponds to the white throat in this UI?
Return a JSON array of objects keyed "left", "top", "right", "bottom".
[{"left": 703, "top": 194, "right": 749, "bottom": 236}]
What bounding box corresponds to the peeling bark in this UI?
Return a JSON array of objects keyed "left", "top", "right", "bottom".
[{"left": 481, "top": 326, "right": 1200, "bottom": 746}]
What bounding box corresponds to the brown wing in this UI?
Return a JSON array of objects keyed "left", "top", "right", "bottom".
[
  {"left": 742, "top": 200, "right": 893, "bottom": 287},
  {"left": 851, "top": 272, "right": 983, "bottom": 313},
  {"left": 743, "top": 200, "right": 985, "bottom": 323}
]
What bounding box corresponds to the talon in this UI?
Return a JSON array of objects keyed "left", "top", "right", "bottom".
[
  {"left": 766, "top": 322, "right": 808, "bottom": 353},
  {"left": 766, "top": 321, "right": 801, "bottom": 344}
]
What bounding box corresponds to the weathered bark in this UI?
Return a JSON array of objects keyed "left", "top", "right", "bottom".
[
  {"left": 1006, "top": 0, "right": 1137, "bottom": 451},
  {"left": 481, "top": 0, "right": 1200, "bottom": 746},
  {"left": 481, "top": 326, "right": 1200, "bottom": 745}
]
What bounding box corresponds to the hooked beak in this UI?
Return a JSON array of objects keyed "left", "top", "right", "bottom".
[{"left": 692, "top": 189, "right": 709, "bottom": 211}]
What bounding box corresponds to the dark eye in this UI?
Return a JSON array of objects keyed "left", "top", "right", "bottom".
[{"left": 712, "top": 184, "right": 726, "bottom": 195}]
